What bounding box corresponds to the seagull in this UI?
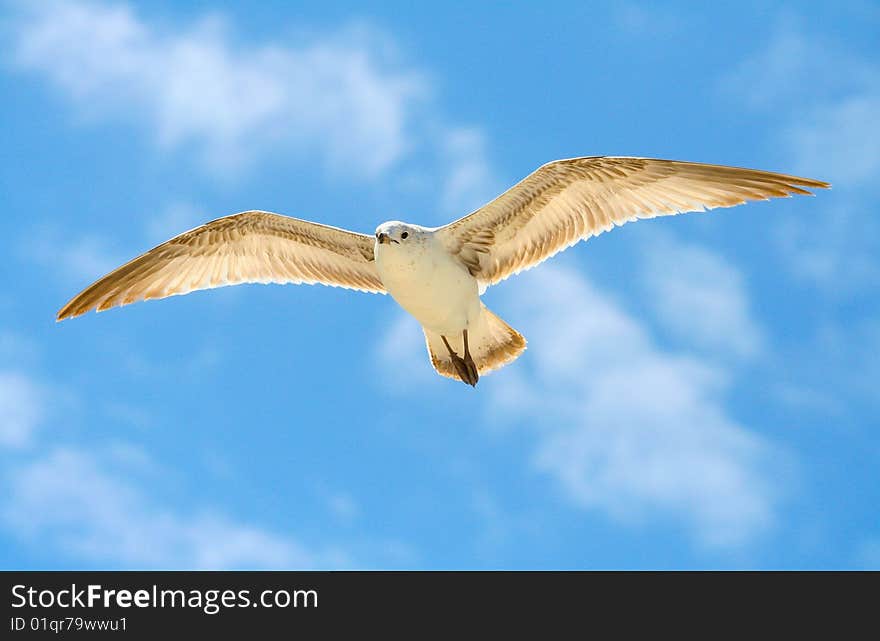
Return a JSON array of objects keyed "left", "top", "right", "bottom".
[{"left": 57, "top": 156, "right": 828, "bottom": 386}]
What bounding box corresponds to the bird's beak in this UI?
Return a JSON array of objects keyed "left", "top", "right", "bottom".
[{"left": 376, "top": 232, "right": 396, "bottom": 245}]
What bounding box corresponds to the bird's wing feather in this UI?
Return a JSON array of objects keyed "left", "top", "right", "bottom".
[
  {"left": 57, "top": 210, "right": 383, "bottom": 320},
  {"left": 437, "top": 157, "right": 829, "bottom": 286}
]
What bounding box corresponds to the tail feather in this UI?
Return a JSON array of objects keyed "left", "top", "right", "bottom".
[{"left": 424, "top": 304, "right": 526, "bottom": 382}]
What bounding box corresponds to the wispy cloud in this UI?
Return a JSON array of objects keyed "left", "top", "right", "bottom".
[
  {"left": 378, "top": 261, "right": 783, "bottom": 548},
  {"left": 144, "top": 202, "right": 206, "bottom": 243},
  {"left": 324, "top": 490, "right": 360, "bottom": 525},
  {"left": 3, "top": 446, "right": 343, "bottom": 568},
  {"left": 488, "top": 266, "right": 781, "bottom": 548},
  {"left": 374, "top": 311, "right": 437, "bottom": 392},
  {"left": 22, "top": 202, "right": 210, "bottom": 289},
  {"left": 8, "top": 0, "right": 501, "bottom": 271},
  {"left": 505, "top": 266, "right": 780, "bottom": 546},
  {"left": 0, "top": 343, "right": 349, "bottom": 568},
  {"left": 773, "top": 200, "right": 880, "bottom": 290},
  {"left": 23, "top": 226, "right": 124, "bottom": 284},
  {"left": 8, "top": 0, "right": 425, "bottom": 177},
  {"left": 723, "top": 21, "right": 880, "bottom": 293},
  {"left": 806, "top": 316, "right": 880, "bottom": 410},
  {"left": 723, "top": 23, "right": 876, "bottom": 115},
  {"left": 439, "top": 127, "right": 499, "bottom": 218},
  {"left": 787, "top": 95, "right": 880, "bottom": 188},
  {"left": 639, "top": 232, "right": 764, "bottom": 360},
  {"left": 0, "top": 371, "right": 44, "bottom": 449}
]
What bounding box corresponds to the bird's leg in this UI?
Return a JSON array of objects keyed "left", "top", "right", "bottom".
[
  {"left": 441, "top": 334, "right": 478, "bottom": 387},
  {"left": 461, "top": 329, "right": 479, "bottom": 387}
]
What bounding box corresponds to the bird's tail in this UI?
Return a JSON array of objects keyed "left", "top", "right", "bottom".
[{"left": 423, "top": 304, "right": 526, "bottom": 383}]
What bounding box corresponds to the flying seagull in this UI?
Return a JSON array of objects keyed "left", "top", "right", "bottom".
[{"left": 57, "top": 156, "right": 828, "bottom": 386}]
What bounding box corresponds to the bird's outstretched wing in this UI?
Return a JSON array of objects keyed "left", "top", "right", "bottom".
[
  {"left": 437, "top": 157, "right": 829, "bottom": 286},
  {"left": 57, "top": 211, "right": 383, "bottom": 321}
]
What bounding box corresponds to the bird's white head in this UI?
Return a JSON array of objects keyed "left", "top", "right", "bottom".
[{"left": 374, "top": 221, "right": 428, "bottom": 248}]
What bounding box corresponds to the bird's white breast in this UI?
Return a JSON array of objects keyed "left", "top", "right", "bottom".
[{"left": 375, "top": 233, "right": 480, "bottom": 334}]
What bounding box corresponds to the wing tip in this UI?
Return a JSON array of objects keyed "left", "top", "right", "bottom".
[
  {"left": 786, "top": 178, "right": 830, "bottom": 198},
  {"left": 56, "top": 304, "right": 89, "bottom": 322},
  {"left": 56, "top": 302, "right": 75, "bottom": 322},
  {"left": 793, "top": 177, "right": 831, "bottom": 191},
  {"left": 56, "top": 309, "right": 77, "bottom": 322},
  {"left": 56, "top": 296, "right": 113, "bottom": 322}
]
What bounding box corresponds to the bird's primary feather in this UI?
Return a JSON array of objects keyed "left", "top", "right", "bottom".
[
  {"left": 437, "top": 156, "right": 829, "bottom": 287},
  {"left": 56, "top": 211, "right": 384, "bottom": 321}
]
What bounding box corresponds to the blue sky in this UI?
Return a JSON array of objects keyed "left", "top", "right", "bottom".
[{"left": 1, "top": 0, "right": 878, "bottom": 569}]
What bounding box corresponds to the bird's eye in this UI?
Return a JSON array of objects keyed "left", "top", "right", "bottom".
[{"left": 401, "top": 231, "right": 409, "bottom": 239}]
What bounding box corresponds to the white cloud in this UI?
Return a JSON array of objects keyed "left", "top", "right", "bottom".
[
  {"left": 378, "top": 261, "right": 782, "bottom": 548},
  {"left": 723, "top": 22, "right": 880, "bottom": 293},
  {"left": 439, "top": 127, "right": 499, "bottom": 217},
  {"left": 787, "top": 95, "right": 880, "bottom": 188},
  {"left": 0, "top": 353, "right": 340, "bottom": 568},
  {"left": 325, "top": 491, "right": 360, "bottom": 524},
  {"left": 144, "top": 202, "right": 206, "bottom": 243},
  {"left": 3, "top": 446, "right": 342, "bottom": 568},
  {"left": 727, "top": 25, "right": 829, "bottom": 111},
  {"left": 487, "top": 265, "right": 780, "bottom": 547},
  {"left": 9, "top": 0, "right": 425, "bottom": 177},
  {"left": 811, "top": 316, "right": 880, "bottom": 408},
  {"left": 0, "top": 355, "right": 359, "bottom": 569},
  {"left": 22, "top": 202, "right": 211, "bottom": 288},
  {"left": 0, "top": 371, "right": 44, "bottom": 449},
  {"left": 774, "top": 199, "right": 880, "bottom": 292},
  {"left": 9, "top": 0, "right": 501, "bottom": 247},
  {"left": 374, "top": 311, "right": 436, "bottom": 392},
  {"left": 639, "top": 232, "right": 764, "bottom": 360},
  {"left": 24, "top": 226, "right": 123, "bottom": 284}
]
